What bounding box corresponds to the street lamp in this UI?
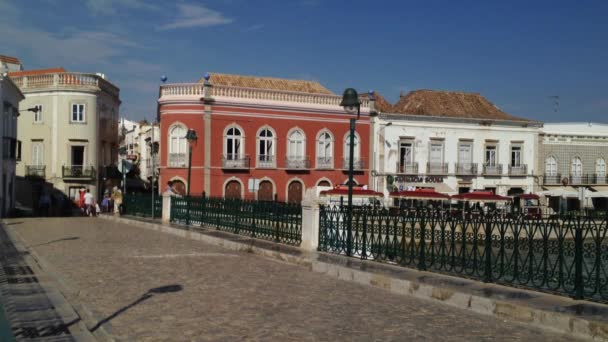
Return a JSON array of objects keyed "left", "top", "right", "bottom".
[
  {"left": 185, "top": 129, "right": 198, "bottom": 196},
  {"left": 340, "top": 88, "right": 361, "bottom": 257},
  {"left": 118, "top": 146, "right": 127, "bottom": 194}
]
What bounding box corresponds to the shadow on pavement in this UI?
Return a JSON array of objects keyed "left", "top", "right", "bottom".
[
  {"left": 30, "top": 237, "right": 80, "bottom": 248},
  {"left": 91, "top": 285, "right": 183, "bottom": 332}
]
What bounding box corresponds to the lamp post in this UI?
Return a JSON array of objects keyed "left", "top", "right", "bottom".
[
  {"left": 185, "top": 129, "right": 198, "bottom": 196},
  {"left": 340, "top": 88, "right": 361, "bottom": 257},
  {"left": 118, "top": 146, "right": 127, "bottom": 194}
]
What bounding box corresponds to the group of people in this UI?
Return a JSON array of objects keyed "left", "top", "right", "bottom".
[
  {"left": 76, "top": 187, "right": 124, "bottom": 216},
  {"left": 76, "top": 188, "right": 98, "bottom": 216}
]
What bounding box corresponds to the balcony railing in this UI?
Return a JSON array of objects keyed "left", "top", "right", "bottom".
[
  {"left": 62, "top": 165, "right": 96, "bottom": 179},
  {"left": 397, "top": 162, "right": 418, "bottom": 174},
  {"left": 595, "top": 175, "right": 608, "bottom": 184},
  {"left": 285, "top": 156, "right": 310, "bottom": 170},
  {"left": 257, "top": 155, "right": 276, "bottom": 168},
  {"left": 426, "top": 162, "right": 448, "bottom": 175},
  {"left": 342, "top": 158, "right": 365, "bottom": 170},
  {"left": 455, "top": 163, "right": 478, "bottom": 176},
  {"left": 508, "top": 164, "right": 528, "bottom": 176},
  {"left": 169, "top": 153, "right": 187, "bottom": 168},
  {"left": 222, "top": 155, "right": 250, "bottom": 169},
  {"left": 25, "top": 165, "right": 45, "bottom": 178},
  {"left": 316, "top": 157, "right": 333, "bottom": 169},
  {"left": 543, "top": 174, "right": 562, "bottom": 185},
  {"left": 568, "top": 174, "right": 608, "bottom": 185},
  {"left": 160, "top": 84, "right": 370, "bottom": 108},
  {"left": 10, "top": 72, "right": 119, "bottom": 98},
  {"left": 483, "top": 164, "right": 503, "bottom": 176}
]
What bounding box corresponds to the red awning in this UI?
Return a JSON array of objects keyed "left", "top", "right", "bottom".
[
  {"left": 515, "top": 194, "right": 540, "bottom": 200},
  {"left": 451, "top": 191, "right": 511, "bottom": 203},
  {"left": 320, "top": 188, "right": 384, "bottom": 198},
  {"left": 389, "top": 189, "right": 450, "bottom": 201}
]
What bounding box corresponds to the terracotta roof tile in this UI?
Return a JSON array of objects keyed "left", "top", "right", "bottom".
[
  {"left": 200, "top": 72, "right": 334, "bottom": 95},
  {"left": 361, "top": 91, "right": 394, "bottom": 113},
  {"left": 0, "top": 55, "right": 21, "bottom": 64},
  {"left": 8, "top": 67, "right": 65, "bottom": 77},
  {"left": 392, "top": 89, "right": 529, "bottom": 121}
]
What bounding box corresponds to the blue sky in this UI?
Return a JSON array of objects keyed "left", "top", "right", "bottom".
[{"left": 1, "top": 0, "right": 607, "bottom": 122}]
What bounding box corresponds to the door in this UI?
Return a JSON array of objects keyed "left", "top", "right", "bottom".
[
  {"left": 71, "top": 145, "right": 85, "bottom": 175},
  {"left": 287, "top": 181, "right": 303, "bottom": 204},
  {"left": 257, "top": 181, "right": 273, "bottom": 201},
  {"left": 225, "top": 180, "right": 242, "bottom": 199},
  {"left": 172, "top": 180, "right": 186, "bottom": 196}
]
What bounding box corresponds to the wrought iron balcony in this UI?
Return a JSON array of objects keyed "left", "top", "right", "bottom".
[
  {"left": 397, "top": 162, "right": 418, "bottom": 174},
  {"left": 285, "top": 156, "right": 310, "bottom": 170},
  {"left": 426, "top": 162, "right": 448, "bottom": 175},
  {"left": 543, "top": 174, "right": 562, "bottom": 185},
  {"left": 168, "top": 153, "right": 187, "bottom": 168},
  {"left": 62, "top": 165, "right": 96, "bottom": 179},
  {"left": 508, "top": 164, "right": 527, "bottom": 176},
  {"left": 257, "top": 155, "right": 276, "bottom": 168},
  {"left": 455, "top": 163, "right": 478, "bottom": 175},
  {"left": 25, "top": 165, "right": 45, "bottom": 178},
  {"left": 568, "top": 174, "right": 608, "bottom": 185},
  {"left": 316, "top": 157, "right": 333, "bottom": 169},
  {"left": 594, "top": 175, "right": 608, "bottom": 184},
  {"left": 482, "top": 164, "right": 503, "bottom": 176},
  {"left": 222, "top": 154, "right": 250, "bottom": 169},
  {"left": 342, "top": 158, "right": 365, "bottom": 170}
]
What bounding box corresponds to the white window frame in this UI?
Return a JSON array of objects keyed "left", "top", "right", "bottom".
[
  {"left": 287, "top": 129, "right": 306, "bottom": 160},
  {"left": 224, "top": 125, "right": 244, "bottom": 160},
  {"left": 256, "top": 126, "right": 276, "bottom": 168},
  {"left": 316, "top": 129, "right": 333, "bottom": 168},
  {"left": 32, "top": 141, "right": 44, "bottom": 166},
  {"left": 399, "top": 140, "right": 414, "bottom": 166},
  {"left": 33, "top": 104, "right": 43, "bottom": 123},
  {"left": 429, "top": 140, "right": 444, "bottom": 164},
  {"left": 344, "top": 132, "right": 361, "bottom": 161},
  {"left": 484, "top": 144, "right": 497, "bottom": 166},
  {"left": 596, "top": 158, "right": 606, "bottom": 177},
  {"left": 545, "top": 156, "right": 557, "bottom": 176},
  {"left": 510, "top": 145, "right": 522, "bottom": 167},
  {"left": 168, "top": 124, "right": 187, "bottom": 167},
  {"left": 71, "top": 103, "right": 85, "bottom": 123}
]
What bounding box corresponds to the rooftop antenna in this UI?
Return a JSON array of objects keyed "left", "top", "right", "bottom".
[{"left": 548, "top": 95, "right": 560, "bottom": 113}]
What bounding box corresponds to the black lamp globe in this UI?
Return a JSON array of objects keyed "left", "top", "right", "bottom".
[
  {"left": 185, "top": 129, "right": 198, "bottom": 143},
  {"left": 340, "top": 88, "right": 360, "bottom": 114}
]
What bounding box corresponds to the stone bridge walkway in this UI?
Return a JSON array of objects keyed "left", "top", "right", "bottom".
[{"left": 4, "top": 217, "right": 577, "bottom": 341}]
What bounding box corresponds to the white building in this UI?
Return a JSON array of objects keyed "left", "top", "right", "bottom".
[
  {"left": 0, "top": 73, "right": 24, "bottom": 216},
  {"left": 371, "top": 90, "right": 542, "bottom": 199},
  {"left": 0, "top": 55, "right": 23, "bottom": 74},
  {"left": 118, "top": 118, "right": 159, "bottom": 185}
]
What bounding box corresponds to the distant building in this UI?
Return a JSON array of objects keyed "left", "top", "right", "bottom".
[
  {"left": 0, "top": 74, "right": 24, "bottom": 216},
  {"left": 159, "top": 73, "right": 373, "bottom": 202},
  {"left": 0, "top": 55, "right": 23, "bottom": 74},
  {"left": 118, "top": 118, "right": 160, "bottom": 186},
  {"left": 9, "top": 68, "right": 120, "bottom": 205},
  {"left": 372, "top": 90, "right": 542, "bottom": 198}
]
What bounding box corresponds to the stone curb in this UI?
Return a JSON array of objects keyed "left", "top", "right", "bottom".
[
  {"left": 102, "top": 215, "right": 608, "bottom": 341},
  {"left": 3, "top": 223, "right": 118, "bottom": 342}
]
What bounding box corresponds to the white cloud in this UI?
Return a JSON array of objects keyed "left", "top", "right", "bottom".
[
  {"left": 86, "top": 0, "right": 160, "bottom": 15},
  {"left": 158, "top": 3, "right": 233, "bottom": 30}
]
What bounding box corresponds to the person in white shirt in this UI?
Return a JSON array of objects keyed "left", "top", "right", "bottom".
[{"left": 83, "top": 189, "right": 94, "bottom": 216}]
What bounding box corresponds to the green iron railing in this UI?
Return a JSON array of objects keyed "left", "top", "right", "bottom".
[
  {"left": 170, "top": 196, "right": 302, "bottom": 246},
  {"left": 319, "top": 206, "right": 608, "bottom": 303},
  {"left": 124, "top": 194, "right": 162, "bottom": 218}
]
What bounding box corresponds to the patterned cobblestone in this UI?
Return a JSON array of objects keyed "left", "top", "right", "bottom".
[{"left": 7, "top": 217, "right": 578, "bottom": 341}]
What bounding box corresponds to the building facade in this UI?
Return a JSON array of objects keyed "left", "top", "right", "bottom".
[
  {"left": 159, "top": 73, "right": 372, "bottom": 202},
  {"left": 0, "top": 74, "right": 24, "bottom": 216},
  {"left": 0, "top": 55, "right": 23, "bottom": 74},
  {"left": 538, "top": 123, "right": 608, "bottom": 203},
  {"left": 10, "top": 68, "right": 120, "bottom": 204},
  {"left": 118, "top": 118, "right": 159, "bottom": 185},
  {"left": 371, "top": 90, "right": 541, "bottom": 198}
]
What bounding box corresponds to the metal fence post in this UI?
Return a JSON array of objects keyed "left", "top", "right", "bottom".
[
  {"left": 417, "top": 210, "right": 427, "bottom": 271},
  {"left": 574, "top": 223, "right": 584, "bottom": 300},
  {"left": 484, "top": 217, "right": 493, "bottom": 283}
]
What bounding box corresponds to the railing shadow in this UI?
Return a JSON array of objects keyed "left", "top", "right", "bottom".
[{"left": 91, "top": 285, "right": 183, "bottom": 332}]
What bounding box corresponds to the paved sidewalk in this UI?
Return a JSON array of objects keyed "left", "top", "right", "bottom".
[{"left": 6, "top": 217, "right": 579, "bottom": 341}]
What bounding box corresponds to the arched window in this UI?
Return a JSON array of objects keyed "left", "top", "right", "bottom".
[
  {"left": 287, "top": 129, "right": 306, "bottom": 160},
  {"left": 344, "top": 132, "right": 361, "bottom": 169},
  {"left": 169, "top": 125, "right": 187, "bottom": 167},
  {"left": 225, "top": 127, "right": 242, "bottom": 160},
  {"left": 257, "top": 127, "right": 275, "bottom": 167},
  {"left": 545, "top": 157, "right": 557, "bottom": 176},
  {"left": 596, "top": 158, "right": 606, "bottom": 182},
  {"left": 316, "top": 130, "right": 333, "bottom": 169},
  {"left": 571, "top": 157, "right": 583, "bottom": 184}
]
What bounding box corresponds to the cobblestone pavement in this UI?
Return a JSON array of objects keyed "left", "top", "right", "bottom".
[{"left": 6, "top": 217, "right": 577, "bottom": 341}]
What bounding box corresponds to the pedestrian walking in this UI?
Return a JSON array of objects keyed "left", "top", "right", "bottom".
[
  {"left": 84, "top": 189, "right": 94, "bottom": 216},
  {"left": 112, "top": 187, "right": 123, "bottom": 215}
]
